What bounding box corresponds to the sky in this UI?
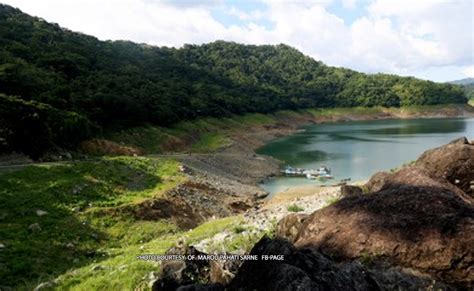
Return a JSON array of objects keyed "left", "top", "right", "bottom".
[{"left": 3, "top": 0, "right": 473, "bottom": 82}]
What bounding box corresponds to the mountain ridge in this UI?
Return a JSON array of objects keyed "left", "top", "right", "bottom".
[
  {"left": 448, "top": 77, "right": 474, "bottom": 85},
  {"left": 0, "top": 3, "right": 468, "bottom": 158}
]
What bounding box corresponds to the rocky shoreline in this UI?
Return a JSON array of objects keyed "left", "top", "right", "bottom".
[
  {"left": 161, "top": 104, "right": 474, "bottom": 213},
  {"left": 154, "top": 137, "right": 474, "bottom": 290},
  {"left": 115, "top": 105, "right": 474, "bottom": 236}
]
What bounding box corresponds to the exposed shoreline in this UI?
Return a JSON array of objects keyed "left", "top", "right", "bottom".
[
  {"left": 213, "top": 104, "right": 474, "bottom": 196},
  {"left": 2, "top": 105, "right": 473, "bottom": 290}
]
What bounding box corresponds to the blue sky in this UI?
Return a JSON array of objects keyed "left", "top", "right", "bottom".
[{"left": 3, "top": 0, "right": 474, "bottom": 82}]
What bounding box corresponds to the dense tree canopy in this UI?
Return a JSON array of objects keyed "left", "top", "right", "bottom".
[
  {"left": 449, "top": 78, "right": 474, "bottom": 100},
  {"left": 0, "top": 4, "right": 468, "bottom": 158}
]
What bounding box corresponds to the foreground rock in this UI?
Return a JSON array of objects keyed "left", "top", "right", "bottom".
[
  {"left": 415, "top": 137, "right": 474, "bottom": 197},
  {"left": 153, "top": 245, "right": 241, "bottom": 291},
  {"left": 276, "top": 213, "right": 309, "bottom": 243},
  {"left": 230, "top": 237, "right": 454, "bottom": 291},
  {"left": 159, "top": 237, "right": 454, "bottom": 290},
  {"left": 294, "top": 137, "right": 474, "bottom": 286},
  {"left": 157, "top": 137, "right": 473, "bottom": 290}
]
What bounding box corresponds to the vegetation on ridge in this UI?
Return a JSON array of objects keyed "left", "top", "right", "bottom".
[{"left": 0, "top": 4, "right": 468, "bottom": 158}]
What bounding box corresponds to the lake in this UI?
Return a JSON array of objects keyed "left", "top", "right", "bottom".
[{"left": 257, "top": 118, "right": 474, "bottom": 195}]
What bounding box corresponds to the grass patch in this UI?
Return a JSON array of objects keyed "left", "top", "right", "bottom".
[
  {"left": 287, "top": 204, "right": 304, "bottom": 212},
  {"left": 105, "top": 125, "right": 169, "bottom": 154},
  {"left": 0, "top": 156, "right": 184, "bottom": 289},
  {"left": 325, "top": 197, "right": 340, "bottom": 206},
  {"left": 53, "top": 216, "right": 240, "bottom": 291},
  {"left": 205, "top": 218, "right": 277, "bottom": 254},
  {"left": 191, "top": 133, "right": 231, "bottom": 152},
  {"left": 308, "top": 107, "right": 385, "bottom": 118},
  {"left": 102, "top": 112, "right": 279, "bottom": 154}
]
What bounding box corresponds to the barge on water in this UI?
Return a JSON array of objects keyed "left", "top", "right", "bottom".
[{"left": 281, "top": 165, "right": 333, "bottom": 180}]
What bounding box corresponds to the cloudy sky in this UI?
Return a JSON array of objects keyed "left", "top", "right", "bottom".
[{"left": 3, "top": 0, "right": 473, "bottom": 82}]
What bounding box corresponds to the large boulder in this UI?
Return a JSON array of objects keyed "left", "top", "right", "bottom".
[
  {"left": 294, "top": 182, "right": 474, "bottom": 285},
  {"left": 153, "top": 245, "right": 213, "bottom": 291},
  {"left": 294, "top": 138, "right": 474, "bottom": 286},
  {"left": 341, "top": 185, "right": 363, "bottom": 197},
  {"left": 153, "top": 245, "right": 241, "bottom": 291},
  {"left": 415, "top": 137, "right": 474, "bottom": 197},
  {"left": 365, "top": 171, "right": 391, "bottom": 193},
  {"left": 276, "top": 213, "right": 309, "bottom": 243},
  {"left": 228, "top": 237, "right": 453, "bottom": 291},
  {"left": 159, "top": 237, "right": 455, "bottom": 290}
]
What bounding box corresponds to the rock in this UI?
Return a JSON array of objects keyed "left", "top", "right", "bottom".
[
  {"left": 294, "top": 139, "right": 474, "bottom": 286},
  {"left": 118, "top": 180, "right": 255, "bottom": 230},
  {"left": 340, "top": 185, "right": 363, "bottom": 197},
  {"left": 35, "top": 209, "right": 48, "bottom": 216},
  {"left": 28, "top": 223, "right": 42, "bottom": 232},
  {"left": 153, "top": 246, "right": 212, "bottom": 291},
  {"left": 34, "top": 281, "right": 55, "bottom": 290},
  {"left": 365, "top": 171, "right": 391, "bottom": 192},
  {"left": 227, "top": 236, "right": 451, "bottom": 291},
  {"left": 176, "top": 283, "right": 224, "bottom": 290},
  {"left": 254, "top": 192, "right": 269, "bottom": 199},
  {"left": 162, "top": 236, "right": 456, "bottom": 290},
  {"left": 276, "top": 213, "right": 309, "bottom": 243},
  {"left": 415, "top": 136, "right": 474, "bottom": 197},
  {"left": 209, "top": 259, "right": 241, "bottom": 285},
  {"left": 179, "top": 165, "right": 193, "bottom": 175},
  {"left": 148, "top": 271, "right": 160, "bottom": 289},
  {"left": 147, "top": 271, "right": 158, "bottom": 280}
]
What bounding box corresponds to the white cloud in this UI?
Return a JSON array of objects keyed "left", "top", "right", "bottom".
[
  {"left": 228, "top": 6, "right": 266, "bottom": 21},
  {"left": 463, "top": 65, "right": 474, "bottom": 78},
  {"left": 366, "top": 0, "right": 473, "bottom": 67},
  {"left": 2, "top": 0, "right": 473, "bottom": 81},
  {"left": 4, "top": 0, "right": 233, "bottom": 46}
]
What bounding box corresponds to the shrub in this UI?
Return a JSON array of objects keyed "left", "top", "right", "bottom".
[
  {"left": 287, "top": 204, "right": 304, "bottom": 212},
  {"left": 0, "top": 94, "right": 95, "bottom": 159}
]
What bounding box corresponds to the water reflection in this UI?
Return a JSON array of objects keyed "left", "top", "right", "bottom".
[{"left": 258, "top": 118, "right": 473, "bottom": 195}]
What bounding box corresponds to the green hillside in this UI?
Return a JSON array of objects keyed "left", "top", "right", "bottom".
[
  {"left": 449, "top": 78, "right": 474, "bottom": 100},
  {"left": 0, "top": 4, "right": 467, "bottom": 158}
]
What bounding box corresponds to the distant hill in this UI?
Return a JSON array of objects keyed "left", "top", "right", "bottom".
[
  {"left": 449, "top": 78, "right": 474, "bottom": 86},
  {"left": 0, "top": 3, "right": 468, "bottom": 158},
  {"left": 448, "top": 78, "right": 474, "bottom": 99}
]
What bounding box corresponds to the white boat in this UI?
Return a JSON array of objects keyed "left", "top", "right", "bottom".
[
  {"left": 282, "top": 165, "right": 333, "bottom": 180},
  {"left": 306, "top": 173, "right": 316, "bottom": 180},
  {"left": 282, "top": 165, "right": 305, "bottom": 176},
  {"left": 316, "top": 166, "right": 333, "bottom": 179}
]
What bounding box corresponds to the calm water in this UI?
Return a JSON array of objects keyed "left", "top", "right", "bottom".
[{"left": 257, "top": 118, "right": 474, "bottom": 195}]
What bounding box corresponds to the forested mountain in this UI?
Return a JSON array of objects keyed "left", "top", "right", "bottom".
[
  {"left": 0, "top": 4, "right": 468, "bottom": 158},
  {"left": 448, "top": 78, "right": 474, "bottom": 100}
]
